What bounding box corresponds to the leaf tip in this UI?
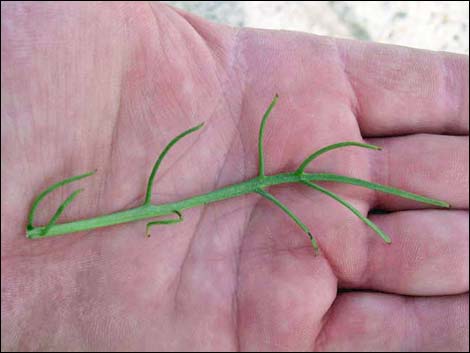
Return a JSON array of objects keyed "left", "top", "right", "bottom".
[
  {"left": 73, "top": 188, "right": 85, "bottom": 197},
  {"left": 85, "top": 169, "right": 97, "bottom": 177},
  {"left": 308, "top": 231, "right": 319, "bottom": 254},
  {"left": 435, "top": 200, "right": 451, "bottom": 208},
  {"left": 273, "top": 94, "right": 279, "bottom": 104}
]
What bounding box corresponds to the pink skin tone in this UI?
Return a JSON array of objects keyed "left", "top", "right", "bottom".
[{"left": 1, "top": 2, "right": 468, "bottom": 351}]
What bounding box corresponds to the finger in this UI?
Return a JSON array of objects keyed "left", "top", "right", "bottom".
[
  {"left": 316, "top": 292, "right": 469, "bottom": 351},
  {"left": 337, "top": 210, "right": 469, "bottom": 296},
  {"left": 337, "top": 39, "right": 469, "bottom": 136},
  {"left": 366, "top": 134, "right": 469, "bottom": 210}
]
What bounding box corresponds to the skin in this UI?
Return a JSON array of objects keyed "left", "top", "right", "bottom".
[{"left": 1, "top": 2, "right": 468, "bottom": 351}]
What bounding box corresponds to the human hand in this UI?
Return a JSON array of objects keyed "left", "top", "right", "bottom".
[{"left": 1, "top": 2, "right": 468, "bottom": 351}]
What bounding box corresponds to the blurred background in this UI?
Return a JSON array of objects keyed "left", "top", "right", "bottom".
[{"left": 166, "top": 1, "right": 469, "bottom": 54}]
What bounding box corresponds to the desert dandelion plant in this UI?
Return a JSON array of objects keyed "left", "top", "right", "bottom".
[{"left": 26, "top": 95, "right": 450, "bottom": 254}]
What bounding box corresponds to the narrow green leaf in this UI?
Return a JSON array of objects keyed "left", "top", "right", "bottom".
[
  {"left": 296, "top": 141, "right": 381, "bottom": 175},
  {"left": 146, "top": 210, "right": 183, "bottom": 237},
  {"left": 307, "top": 173, "right": 450, "bottom": 208},
  {"left": 42, "top": 189, "right": 84, "bottom": 236},
  {"left": 258, "top": 94, "right": 279, "bottom": 177},
  {"left": 28, "top": 170, "right": 96, "bottom": 229},
  {"left": 145, "top": 123, "right": 204, "bottom": 205},
  {"left": 256, "top": 188, "right": 318, "bottom": 253},
  {"left": 302, "top": 181, "right": 391, "bottom": 243}
]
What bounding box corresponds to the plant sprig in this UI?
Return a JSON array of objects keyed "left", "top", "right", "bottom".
[{"left": 26, "top": 95, "right": 450, "bottom": 254}]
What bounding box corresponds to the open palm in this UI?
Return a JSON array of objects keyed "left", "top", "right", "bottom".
[{"left": 2, "top": 3, "right": 468, "bottom": 351}]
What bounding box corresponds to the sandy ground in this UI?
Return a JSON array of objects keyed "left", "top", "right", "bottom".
[{"left": 167, "top": 1, "right": 469, "bottom": 54}]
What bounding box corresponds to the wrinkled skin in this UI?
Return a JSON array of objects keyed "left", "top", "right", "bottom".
[{"left": 1, "top": 2, "right": 469, "bottom": 351}]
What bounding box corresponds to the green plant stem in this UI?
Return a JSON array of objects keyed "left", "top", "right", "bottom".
[
  {"left": 26, "top": 171, "right": 448, "bottom": 239},
  {"left": 26, "top": 95, "right": 450, "bottom": 251}
]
